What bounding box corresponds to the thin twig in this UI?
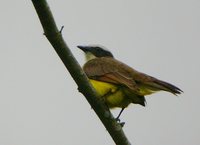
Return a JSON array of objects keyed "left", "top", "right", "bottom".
[{"left": 31, "top": 0, "right": 131, "bottom": 145}]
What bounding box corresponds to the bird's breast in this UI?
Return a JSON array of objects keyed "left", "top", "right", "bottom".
[{"left": 89, "top": 79, "right": 132, "bottom": 108}]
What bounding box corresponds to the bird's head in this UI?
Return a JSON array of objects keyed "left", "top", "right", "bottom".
[{"left": 77, "top": 45, "right": 114, "bottom": 61}]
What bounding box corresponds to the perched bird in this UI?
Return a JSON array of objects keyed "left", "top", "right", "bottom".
[{"left": 78, "top": 45, "right": 182, "bottom": 119}]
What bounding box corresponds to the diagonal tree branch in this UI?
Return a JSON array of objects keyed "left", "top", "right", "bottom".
[{"left": 31, "top": 0, "right": 131, "bottom": 144}]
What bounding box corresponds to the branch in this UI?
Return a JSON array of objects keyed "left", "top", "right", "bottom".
[{"left": 31, "top": 0, "right": 131, "bottom": 144}]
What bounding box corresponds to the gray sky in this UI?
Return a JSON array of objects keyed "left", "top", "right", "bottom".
[{"left": 0, "top": 0, "right": 199, "bottom": 145}]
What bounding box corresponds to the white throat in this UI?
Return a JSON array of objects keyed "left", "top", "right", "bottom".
[{"left": 85, "top": 52, "right": 97, "bottom": 61}]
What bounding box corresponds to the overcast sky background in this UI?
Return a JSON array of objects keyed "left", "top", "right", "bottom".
[{"left": 0, "top": 0, "right": 199, "bottom": 145}]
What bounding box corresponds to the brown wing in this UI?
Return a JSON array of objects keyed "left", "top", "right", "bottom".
[
  {"left": 83, "top": 57, "right": 140, "bottom": 93},
  {"left": 83, "top": 57, "right": 183, "bottom": 95}
]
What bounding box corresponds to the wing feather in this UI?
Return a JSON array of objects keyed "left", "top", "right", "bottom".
[
  {"left": 83, "top": 57, "right": 182, "bottom": 95},
  {"left": 83, "top": 57, "right": 140, "bottom": 93}
]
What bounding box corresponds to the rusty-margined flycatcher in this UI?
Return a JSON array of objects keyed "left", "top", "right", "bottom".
[{"left": 78, "top": 45, "right": 182, "bottom": 119}]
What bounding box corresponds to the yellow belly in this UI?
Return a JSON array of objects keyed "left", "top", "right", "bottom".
[{"left": 89, "top": 79, "right": 132, "bottom": 108}]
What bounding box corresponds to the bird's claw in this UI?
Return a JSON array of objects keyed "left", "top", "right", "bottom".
[{"left": 115, "top": 118, "right": 125, "bottom": 127}]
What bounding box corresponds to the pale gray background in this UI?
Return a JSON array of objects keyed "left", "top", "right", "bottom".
[{"left": 0, "top": 0, "right": 199, "bottom": 145}]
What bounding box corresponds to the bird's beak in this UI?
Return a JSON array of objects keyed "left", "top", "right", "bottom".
[{"left": 77, "top": 45, "right": 89, "bottom": 52}]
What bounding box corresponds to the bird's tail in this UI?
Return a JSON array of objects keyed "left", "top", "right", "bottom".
[{"left": 144, "top": 79, "right": 183, "bottom": 95}]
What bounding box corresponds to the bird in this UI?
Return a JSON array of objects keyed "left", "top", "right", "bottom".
[{"left": 78, "top": 45, "right": 183, "bottom": 120}]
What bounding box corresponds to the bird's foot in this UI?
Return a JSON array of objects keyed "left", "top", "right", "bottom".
[{"left": 115, "top": 117, "right": 125, "bottom": 127}]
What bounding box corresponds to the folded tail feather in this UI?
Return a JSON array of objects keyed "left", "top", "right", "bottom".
[{"left": 144, "top": 79, "right": 183, "bottom": 95}]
